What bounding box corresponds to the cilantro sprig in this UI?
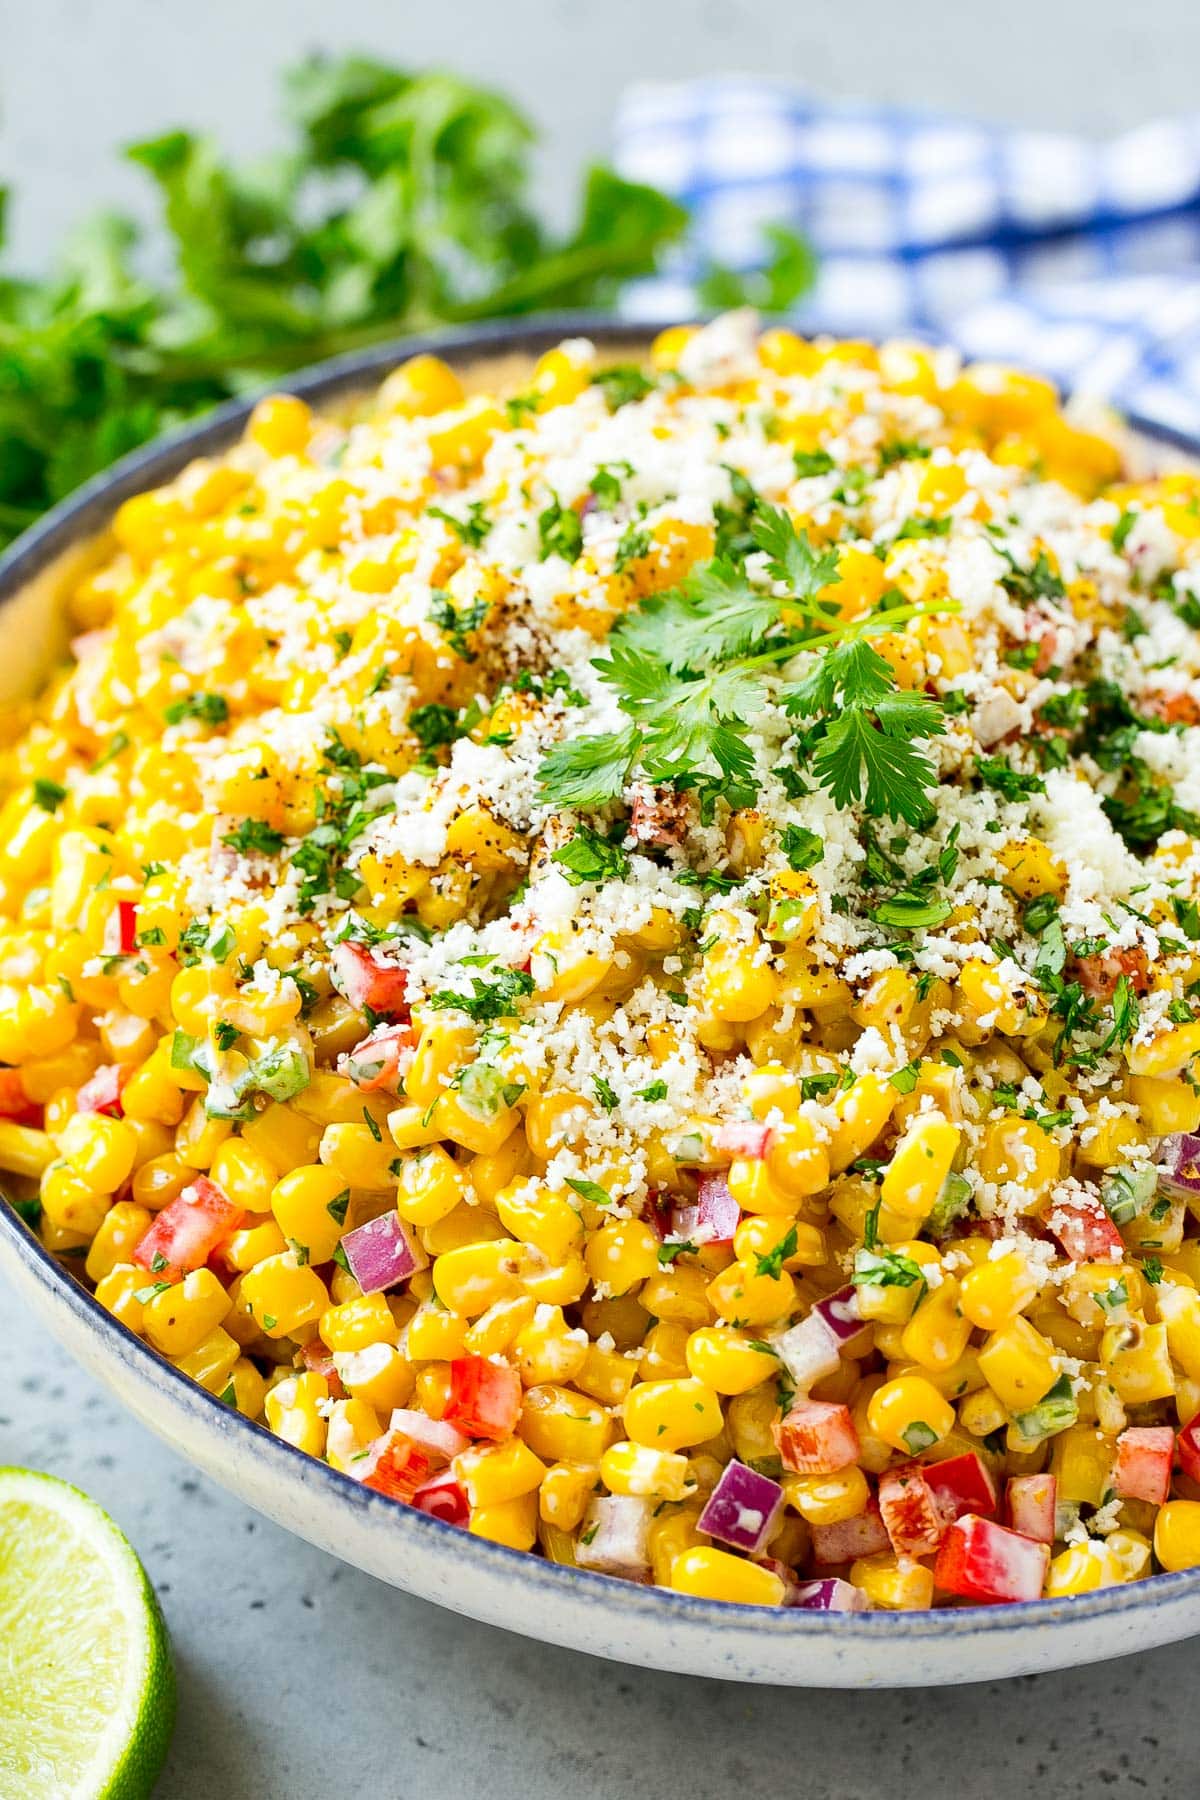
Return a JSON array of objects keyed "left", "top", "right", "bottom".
[{"left": 537, "top": 504, "right": 953, "bottom": 823}]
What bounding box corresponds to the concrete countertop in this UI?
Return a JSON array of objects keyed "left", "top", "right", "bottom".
[{"left": 4, "top": 4, "right": 1200, "bottom": 1792}]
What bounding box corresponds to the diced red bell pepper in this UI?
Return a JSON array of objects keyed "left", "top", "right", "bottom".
[
  {"left": 878, "top": 1463, "right": 945, "bottom": 1556},
  {"left": 133, "top": 1176, "right": 244, "bottom": 1281},
  {"left": 774, "top": 1400, "right": 860, "bottom": 1477},
  {"left": 1005, "top": 1473, "right": 1057, "bottom": 1544},
  {"left": 363, "top": 1433, "right": 433, "bottom": 1502},
  {"left": 810, "top": 1502, "right": 890, "bottom": 1565},
  {"left": 329, "top": 942, "right": 409, "bottom": 1018},
  {"left": 76, "top": 1063, "right": 129, "bottom": 1118},
  {"left": 924, "top": 1452, "right": 998, "bottom": 1523},
  {"left": 1047, "top": 1196, "right": 1124, "bottom": 1263},
  {"left": 670, "top": 1172, "right": 740, "bottom": 1246},
  {"left": 711, "top": 1121, "right": 775, "bottom": 1160},
  {"left": 443, "top": 1355, "right": 522, "bottom": 1442},
  {"left": 1178, "top": 1416, "right": 1200, "bottom": 1486},
  {"left": 933, "top": 1513, "right": 1050, "bottom": 1605},
  {"left": 102, "top": 900, "right": 138, "bottom": 957},
  {"left": 0, "top": 1067, "right": 39, "bottom": 1126},
  {"left": 341, "top": 1022, "right": 417, "bottom": 1093},
  {"left": 410, "top": 1472, "right": 471, "bottom": 1527},
  {"left": 1113, "top": 1425, "right": 1175, "bottom": 1506}
]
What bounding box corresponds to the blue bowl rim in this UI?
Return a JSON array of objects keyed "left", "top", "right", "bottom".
[{"left": 2, "top": 311, "right": 1199, "bottom": 1643}]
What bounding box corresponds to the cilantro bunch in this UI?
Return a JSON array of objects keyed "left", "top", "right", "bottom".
[
  {"left": 0, "top": 58, "right": 762, "bottom": 549},
  {"left": 538, "top": 501, "right": 952, "bottom": 825}
]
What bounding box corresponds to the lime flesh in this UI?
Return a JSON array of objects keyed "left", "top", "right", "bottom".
[{"left": 0, "top": 1468, "right": 175, "bottom": 1799}]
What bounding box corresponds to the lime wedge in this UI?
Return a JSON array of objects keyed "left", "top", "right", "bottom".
[{"left": 0, "top": 1468, "right": 175, "bottom": 1799}]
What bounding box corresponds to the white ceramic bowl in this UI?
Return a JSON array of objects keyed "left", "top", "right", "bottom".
[{"left": 4, "top": 318, "right": 1200, "bottom": 1685}]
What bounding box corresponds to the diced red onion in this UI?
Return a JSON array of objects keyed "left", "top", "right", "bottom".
[
  {"left": 671, "top": 1172, "right": 740, "bottom": 1246},
  {"left": 787, "top": 1578, "right": 868, "bottom": 1613},
  {"left": 811, "top": 1285, "right": 872, "bottom": 1357},
  {"left": 698, "top": 1460, "right": 784, "bottom": 1554},
  {"left": 340, "top": 1211, "right": 426, "bottom": 1294},
  {"left": 770, "top": 1310, "right": 842, "bottom": 1393},
  {"left": 574, "top": 1495, "right": 652, "bottom": 1578},
  {"left": 1161, "top": 1133, "right": 1200, "bottom": 1200}
]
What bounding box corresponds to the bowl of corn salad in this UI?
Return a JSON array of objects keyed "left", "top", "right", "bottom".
[{"left": 4, "top": 310, "right": 1200, "bottom": 1685}]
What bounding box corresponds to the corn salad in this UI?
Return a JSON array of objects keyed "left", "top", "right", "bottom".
[{"left": 5, "top": 312, "right": 1200, "bottom": 1610}]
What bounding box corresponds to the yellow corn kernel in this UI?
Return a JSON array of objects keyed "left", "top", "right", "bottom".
[
  {"left": 1100, "top": 1318, "right": 1176, "bottom": 1403},
  {"left": 765, "top": 1115, "right": 832, "bottom": 1198},
  {"left": 685, "top": 1326, "right": 778, "bottom": 1395},
  {"left": 957, "top": 958, "right": 1043, "bottom": 1039},
  {"left": 1159, "top": 1284, "right": 1200, "bottom": 1381},
  {"left": 880, "top": 1113, "right": 960, "bottom": 1221},
  {"left": 40, "top": 1160, "right": 111, "bottom": 1237},
  {"left": 320, "top": 1291, "right": 399, "bottom": 1353},
  {"left": 325, "top": 1398, "right": 384, "bottom": 1473},
  {"left": 1155, "top": 1500, "right": 1200, "bottom": 1571},
  {"left": 583, "top": 1218, "right": 659, "bottom": 1295},
  {"left": 1045, "top": 1540, "right": 1126, "bottom": 1596},
  {"left": 519, "top": 1385, "right": 615, "bottom": 1464},
  {"left": 174, "top": 1326, "right": 241, "bottom": 1396},
  {"left": 317, "top": 1122, "right": 396, "bottom": 1192},
  {"left": 84, "top": 1200, "right": 153, "bottom": 1283},
  {"left": 208, "top": 1139, "right": 277, "bottom": 1213},
  {"left": 899, "top": 1275, "right": 971, "bottom": 1374},
  {"left": 699, "top": 939, "right": 777, "bottom": 1023},
  {"left": 334, "top": 1342, "right": 414, "bottom": 1412},
  {"left": 142, "top": 1267, "right": 231, "bottom": 1358},
  {"left": 784, "top": 1465, "right": 872, "bottom": 1525},
  {"left": 623, "top": 1377, "right": 722, "bottom": 1452},
  {"left": 405, "top": 1299, "right": 469, "bottom": 1361},
  {"left": 977, "top": 1316, "right": 1059, "bottom": 1414},
  {"left": 496, "top": 1180, "right": 583, "bottom": 1263},
  {"left": 240, "top": 1253, "right": 330, "bottom": 1339},
  {"left": 247, "top": 392, "right": 312, "bottom": 455},
  {"left": 94, "top": 1263, "right": 147, "bottom": 1333},
  {"left": 1050, "top": 1424, "right": 1112, "bottom": 1507},
  {"left": 960, "top": 1253, "right": 1041, "bottom": 1331},
  {"left": 468, "top": 1491, "right": 538, "bottom": 1552},
  {"left": 378, "top": 353, "right": 464, "bottom": 417},
  {"left": 995, "top": 836, "right": 1067, "bottom": 900},
  {"left": 958, "top": 1389, "right": 1009, "bottom": 1438},
  {"left": 601, "top": 1439, "right": 691, "bottom": 1502},
  {"left": 1129, "top": 1073, "right": 1200, "bottom": 1137},
  {"left": 512, "top": 1303, "right": 587, "bottom": 1387},
  {"left": 574, "top": 1342, "right": 637, "bottom": 1407},
  {"left": 539, "top": 1462, "right": 598, "bottom": 1531},
  {"left": 432, "top": 1237, "right": 526, "bottom": 1317},
  {"left": 640, "top": 1262, "right": 714, "bottom": 1330},
  {"left": 670, "top": 1546, "right": 785, "bottom": 1606},
  {"left": 826, "top": 1074, "right": 900, "bottom": 1174},
  {"left": 705, "top": 1260, "right": 795, "bottom": 1328},
  {"left": 264, "top": 1372, "right": 328, "bottom": 1456},
  {"left": 392, "top": 1145, "right": 464, "bottom": 1227},
  {"left": 850, "top": 1554, "right": 935, "bottom": 1611},
  {"left": 456, "top": 1438, "right": 547, "bottom": 1509},
  {"left": 855, "top": 1240, "right": 943, "bottom": 1325},
  {"left": 270, "top": 1164, "right": 349, "bottom": 1264},
  {"left": 0, "top": 1120, "right": 55, "bottom": 1180},
  {"left": 867, "top": 1373, "right": 956, "bottom": 1453},
  {"left": 1127, "top": 1020, "right": 1200, "bottom": 1079},
  {"left": 58, "top": 1111, "right": 138, "bottom": 1195},
  {"left": 222, "top": 1219, "right": 287, "bottom": 1274}
]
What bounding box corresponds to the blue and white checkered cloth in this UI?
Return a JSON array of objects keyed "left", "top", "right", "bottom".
[{"left": 613, "top": 79, "right": 1200, "bottom": 438}]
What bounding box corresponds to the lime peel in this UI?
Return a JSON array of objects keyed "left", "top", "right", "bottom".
[{"left": 0, "top": 1467, "right": 175, "bottom": 1799}]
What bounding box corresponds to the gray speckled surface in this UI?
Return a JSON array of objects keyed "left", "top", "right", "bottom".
[
  {"left": 2, "top": 1276, "right": 1195, "bottom": 1798},
  {"left": 6, "top": 4, "right": 1200, "bottom": 1792}
]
